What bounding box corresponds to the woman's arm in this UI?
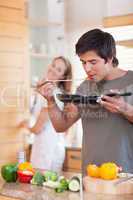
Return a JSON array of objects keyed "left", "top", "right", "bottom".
[
  {"left": 29, "top": 107, "right": 48, "bottom": 134},
  {"left": 19, "top": 108, "right": 48, "bottom": 134}
]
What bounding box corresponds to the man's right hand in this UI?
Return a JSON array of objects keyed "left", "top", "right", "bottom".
[{"left": 37, "top": 81, "right": 56, "bottom": 102}]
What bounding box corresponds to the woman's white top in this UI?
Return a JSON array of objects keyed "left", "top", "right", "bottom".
[{"left": 30, "top": 88, "right": 66, "bottom": 172}]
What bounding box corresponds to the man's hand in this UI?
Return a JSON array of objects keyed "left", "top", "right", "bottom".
[
  {"left": 99, "top": 94, "right": 133, "bottom": 122},
  {"left": 37, "top": 81, "right": 56, "bottom": 102},
  {"left": 100, "top": 95, "right": 128, "bottom": 114}
]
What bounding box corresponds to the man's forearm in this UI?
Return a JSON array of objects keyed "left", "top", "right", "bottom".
[
  {"left": 121, "top": 103, "right": 133, "bottom": 123},
  {"left": 47, "top": 100, "right": 68, "bottom": 132},
  {"left": 124, "top": 110, "right": 133, "bottom": 123}
]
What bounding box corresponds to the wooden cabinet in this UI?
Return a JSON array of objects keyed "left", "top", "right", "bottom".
[
  {"left": 0, "top": 0, "right": 29, "bottom": 173},
  {"left": 63, "top": 147, "right": 82, "bottom": 173}
]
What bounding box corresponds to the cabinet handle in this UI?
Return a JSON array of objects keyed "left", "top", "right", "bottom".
[{"left": 70, "top": 155, "right": 81, "bottom": 160}]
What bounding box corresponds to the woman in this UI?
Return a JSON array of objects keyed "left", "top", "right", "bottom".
[{"left": 21, "top": 56, "right": 72, "bottom": 172}]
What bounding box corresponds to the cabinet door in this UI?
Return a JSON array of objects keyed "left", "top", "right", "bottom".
[{"left": 63, "top": 149, "right": 82, "bottom": 172}]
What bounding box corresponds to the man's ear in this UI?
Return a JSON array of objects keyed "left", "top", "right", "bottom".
[{"left": 108, "top": 57, "right": 113, "bottom": 64}]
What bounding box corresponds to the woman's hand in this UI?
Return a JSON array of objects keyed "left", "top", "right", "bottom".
[{"left": 18, "top": 120, "right": 29, "bottom": 129}]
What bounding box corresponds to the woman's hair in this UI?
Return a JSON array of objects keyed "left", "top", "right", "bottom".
[
  {"left": 53, "top": 56, "right": 73, "bottom": 93},
  {"left": 75, "top": 28, "right": 119, "bottom": 67}
]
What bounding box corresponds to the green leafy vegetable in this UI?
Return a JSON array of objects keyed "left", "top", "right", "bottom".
[{"left": 31, "top": 171, "right": 44, "bottom": 186}]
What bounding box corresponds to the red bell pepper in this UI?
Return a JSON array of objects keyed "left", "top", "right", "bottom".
[{"left": 17, "top": 170, "right": 33, "bottom": 183}]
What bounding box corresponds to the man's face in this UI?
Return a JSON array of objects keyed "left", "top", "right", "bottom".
[{"left": 79, "top": 50, "right": 111, "bottom": 82}]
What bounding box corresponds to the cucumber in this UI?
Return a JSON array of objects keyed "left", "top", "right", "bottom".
[
  {"left": 68, "top": 176, "right": 80, "bottom": 192},
  {"left": 43, "top": 180, "right": 60, "bottom": 188}
]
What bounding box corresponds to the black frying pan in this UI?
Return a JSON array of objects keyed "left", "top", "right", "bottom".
[{"left": 57, "top": 92, "right": 132, "bottom": 105}]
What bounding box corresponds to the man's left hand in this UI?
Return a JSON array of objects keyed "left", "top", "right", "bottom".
[{"left": 99, "top": 95, "right": 133, "bottom": 122}]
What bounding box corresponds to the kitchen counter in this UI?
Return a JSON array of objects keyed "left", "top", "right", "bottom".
[
  {"left": 0, "top": 172, "right": 81, "bottom": 200},
  {"left": 83, "top": 192, "right": 133, "bottom": 200},
  {"left": 0, "top": 182, "right": 81, "bottom": 200},
  {"left": 0, "top": 181, "right": 19, "bottom": 200},
  {"left": 1, "top": 173, "right": 133, "bottom": 200},
  {"left": 1, "top": 184, "right": 133, "bottom": 200}
]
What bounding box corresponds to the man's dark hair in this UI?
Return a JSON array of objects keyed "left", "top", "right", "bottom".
[{"left": 75, "top": 28, "right": 119, "bottom": 67}]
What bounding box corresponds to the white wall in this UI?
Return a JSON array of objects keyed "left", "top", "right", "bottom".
[
  {"left": 65, "top": 0, "right": 107, "bottom": 81},
  {"left": 105, "top": 0, "right": 133, "bottom": 16},
  {"left": 65, "top": 0, "right": 133, "bottom": 49},
  {"left": 66, "top": 0, "right": 133, "bottom": 33},
  {"left": 66, "top": 0, "right": 106, "bottom": 33}
]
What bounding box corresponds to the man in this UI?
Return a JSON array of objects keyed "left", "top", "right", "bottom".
[{"left": 38, "top": 29, "right": 133, "bottom": 175}]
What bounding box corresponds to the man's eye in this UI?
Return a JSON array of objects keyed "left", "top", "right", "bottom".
[
  {"left": 91, "top": 61, "right": 97, "bottom": 65},
  {"left": 81, "top": 61, "right": 86, "bottom": 65}
]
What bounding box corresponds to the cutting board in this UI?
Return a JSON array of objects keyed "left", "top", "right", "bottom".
[{"left": 83, "top": 175, "right": 133, "bottom": 194}]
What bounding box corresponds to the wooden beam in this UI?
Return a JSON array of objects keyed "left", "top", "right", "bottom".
[
  {"left": 0, "top": 52, "right": 24, "bottom": 67},
  {"left": 103, "top": 14, "right": 133, "bottom": 27},
  {"left": 116, "top": 40, "right": 133, "bottom": 48},
  {"left": 0, "top": 0, "right": 23, "bottom": 9},
  {"left": 0, "top": 37, "right": 25, "bottom": 52},
  {"left": 0, "top": 7, "right": 25, "bottom": 23},
  {"left": 0, "top": 22, "right": 26, "bottom": 37}
]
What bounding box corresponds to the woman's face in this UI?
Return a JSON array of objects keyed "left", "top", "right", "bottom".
[{"left": 47, "top": 58, "right": 67, "bottom": 81}]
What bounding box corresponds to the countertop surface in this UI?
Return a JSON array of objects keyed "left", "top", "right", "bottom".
[
  {"left": 0, "top": 182, "right": 81, "bottom": 200},
  {"left": 0, "top": 173, "right": 133, "bottom": 200},
  {"left": 0, "top": 172, "right": 81, "bottom": 200},
  {"left": 83, "top": 193, "right": 133, "bottom": 200}
]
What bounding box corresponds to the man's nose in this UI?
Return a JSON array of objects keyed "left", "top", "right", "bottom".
[{"left": 84, "top": 62, "right": 92, "bottom": 73}]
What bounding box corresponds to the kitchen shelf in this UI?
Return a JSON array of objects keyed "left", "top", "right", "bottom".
[
  {"left": 29, "top": 19, "right": 62, "bottom": 27},
  {"left": 30, "top": 52, "right": 52, "bottom": 59},
  {"left": 28, "top": 0, "right": 65, "bottom": 82},
  {"left": 116, "top": 39, "right": 133, "bottom": 48}
]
